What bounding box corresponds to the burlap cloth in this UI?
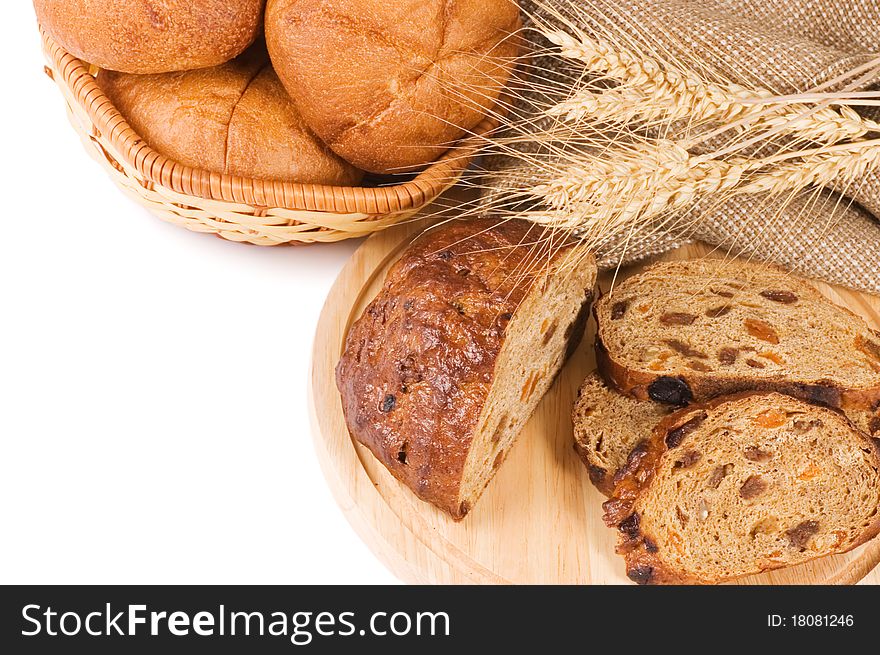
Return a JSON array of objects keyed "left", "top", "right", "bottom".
[{"left": 480, "top": 0, "right": 880, "bottom": 293}]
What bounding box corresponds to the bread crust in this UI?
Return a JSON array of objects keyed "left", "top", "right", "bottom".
[
  {"left": 603, "top": 392, "right": 880, "bottom": 584},
  {"left": 35, "top": 0, "right": 265, "bottom": 74},
  {"left": 336, "top": 218, "right": 595, "bottom": 519},
  {"left": 265, "top": 0, "right": 522, "bottom": 173}
]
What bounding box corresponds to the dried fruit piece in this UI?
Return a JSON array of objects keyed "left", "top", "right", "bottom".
[
  {"left": 611, "top": 300, "right": 629, "bottom": 320},
  {"left": 760, "top": 290, "right": 799, "bottom": 304},
  {"left": 380, "top": 394, "right": 397, "bottom": 413},
  {"left": 758, "top": 350, "right": 785, "bottom": 365},
  {"left": 744, "top": 446, "right": 773, "bottom": 463},
  {"left": 542, "top": 320, "right": 559, "bottom": 345},
  {"left": 688, "top": 361, "right": 711, "bottom": 372},
  {"left": 855, "top": 335, "right": 880, "bottom": 365},
  {"left": 746, "top": 358, "right": 765, "bottom": 369},
  {"left": 786, "top": 520, "right": 820, "bottom": 550},
  {"left": 619, "top": 513, "right": 641, "bottom": 539},
  {"left": 718, "top": 347, "right": 738, "bottom": 366},
  {"left": 648, "top": 350, "right": 674, "bottom": 371},
  {"left": 798, "top": 464, "right": 822, "bottom": 481},
  {"left": 710, "top": 287, "right": 735, "bottom": 298},
  {"left": 705, "top": 305, "right": 732, "bottom": 318},
  {"left": 708, "top": 464, "right": 733, "bottom": 488},
  {"left": 491, "top": 413, "right": 510, "bottom": 443},
  {"left": 627, "top": 565, "right": 654, "bottom": 585},
  {"left": 648, "top": 376, "right": 693, "bottom": 406},
  {"left": 749, "top": 516, "right": 779, "bottom": 537},
  {"left": 744, "top": 318, "right": 780, "bottom": 344},
  {"left": 739, "top": 475, "right": 768, "bottom": 499},
  {"left": 754, "top": 409, "right": 787, "bottom": 429},
  {"left": 615, "top": 441, "right": 650, "bottom": 482},
  {"left": 673, "top": 450, "right": 702, "bottom": 469},
  {"left": 660, "top": 312, "right": 698, "bottom": 326},
  {"left": 675, "top": 505, "right": 689, "bottom": 526},
  {"left": 520, "top": 371, "right": 544, "bottom": 401},
  {"left": 665, "top": 413, "right": 707, "bottom": 448},
  {"left": 663, "top": 339, "right": 707, "bottom": 359}
]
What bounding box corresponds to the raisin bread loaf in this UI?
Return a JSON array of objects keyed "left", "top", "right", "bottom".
[
  {"left": 336, "top": 218, "right": 597, "bottom": 520},
  {"left": 595, "top": 259, "right": 880, "bottom": 410},
  {"left": 573, "top": 373, "right": 672, "bottom": 496},
  {"left": 603, "top": 392, "right": 880, "bottom": 585}
]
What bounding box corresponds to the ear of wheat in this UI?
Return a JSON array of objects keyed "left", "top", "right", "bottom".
[
  {"left": 543, "top": 29, "right": 880, "bottom": 146},
  {"left": 476, "top": 1, "right": 880, "bottom": 256}
]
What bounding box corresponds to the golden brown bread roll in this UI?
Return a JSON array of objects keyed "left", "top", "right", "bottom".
[
  {"left": 265, "top": 0, "right": 521, "bottom": 174},
  {"left": 34, "top": 0, "right": 265, "bottom": 74},
  {"left": 96, "top": 47, "right": 363, "bottom": 185}
]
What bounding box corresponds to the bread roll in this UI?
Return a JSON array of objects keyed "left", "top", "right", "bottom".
[
  {"left": 35, "top": 0, "right": 265, "bottom": 74},
  {"left": 265, "top": 0, "right": 521, "bottom": 174},
  {"left": 96, "top": 47, "right": 363, "bottom": 185}
]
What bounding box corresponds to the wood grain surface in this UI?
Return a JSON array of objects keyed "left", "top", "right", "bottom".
[{"left": 309, "top": 215, "right": 880, "bottom": 585}]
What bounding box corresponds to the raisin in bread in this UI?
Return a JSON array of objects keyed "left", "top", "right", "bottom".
[
  {"left": 603, "top": 392, "right": 880, "bottom": 585},
  {"left": 573, "top": 373, "right": 880, "bottom": 497},
  {"left": 595, "top": 259, "right": 880, "bottom": 410},
  {"left": 336, "top": 218, "right": 597, "bottom": 520},
  {"left": 573, "top": 373, "right": 672, "bottom": 496}
]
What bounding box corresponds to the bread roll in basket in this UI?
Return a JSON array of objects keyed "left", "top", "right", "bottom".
[{"left": 39, "top": 28, "right": 500, "bottom": 245}]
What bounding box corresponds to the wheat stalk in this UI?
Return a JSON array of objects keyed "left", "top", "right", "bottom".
[
  {"left": 543, "top": 30, "right": 880, "bottom": 146},
  {"left": 470, "top": 0, "right": 880, "bottom": 273},
  {"left": 744, "top": 141, "right": 880, "bottom": 195},
  {"left": 529, "top": 139, "right": 880, "bottom": 235}
]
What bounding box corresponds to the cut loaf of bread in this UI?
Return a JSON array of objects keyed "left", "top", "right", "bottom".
[
  {"left": 573, "top": 373, "right": 672, "bottom": 496},
  {"left": 573, "top": 373, "right": 880, "bottom": 497},
  {"left": 336, "top": 218, "right": 597, "bottom": 520},
  {"left": 603, "top": 392, "right": 880, "bottom": 584},
  {"left": 595, "top": 259, "right": 880, "bottom": 411}
]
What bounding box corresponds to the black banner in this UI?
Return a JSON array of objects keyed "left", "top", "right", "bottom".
[{"left": 1, "top": 585, "right": 876, "bottom": 652}]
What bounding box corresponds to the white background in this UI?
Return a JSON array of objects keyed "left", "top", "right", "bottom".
[{"left": 0, "top": 4, "right": 396, "bottom": 584}]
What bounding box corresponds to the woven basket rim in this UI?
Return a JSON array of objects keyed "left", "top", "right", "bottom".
[{"left": 40, "top": 26, "right": 497, "bottom": 215}]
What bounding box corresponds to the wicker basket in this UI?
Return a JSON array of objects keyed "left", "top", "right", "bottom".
[{"left": 40, "top": 27, "right": 494, "bottom": 245}]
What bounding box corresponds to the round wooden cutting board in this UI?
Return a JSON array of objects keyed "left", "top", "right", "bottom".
[{"left": 309, "top": 216, "right": 880, "bottom": 585}]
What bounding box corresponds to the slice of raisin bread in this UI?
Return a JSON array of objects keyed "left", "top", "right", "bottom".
[
  {"left": 603, "top": 392, "right": 880, "bottom": 585},
  {"left": 573, "top": 374, "right": 880, "bottom": 497},
  {"left": 337, "top": 218, "right": 597, "bottom": 520},
  {"left": 595, "top": 259, "right": 880, "bottom": 410},
  {"left": 573, "top": 373, "right": 672, "bottom": 496}
]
